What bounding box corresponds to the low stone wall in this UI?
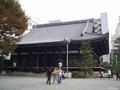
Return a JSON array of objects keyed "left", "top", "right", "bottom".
[
  {"left": 1, "top": 71, "right": 6, "bottom": 76},
  {"left": 64, "top": 72, "right": 72, "bottom": 78}
]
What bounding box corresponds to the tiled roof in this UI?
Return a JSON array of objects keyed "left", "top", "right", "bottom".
[{"left": 18, "top": 18, "right": 107, "bottom": 45}]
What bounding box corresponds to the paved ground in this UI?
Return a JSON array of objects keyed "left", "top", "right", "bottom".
[{"left": 0, "top": 76, "right": 120, "bottom": 90}]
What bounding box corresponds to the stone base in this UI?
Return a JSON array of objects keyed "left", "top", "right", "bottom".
[
  {"left": 64, "top": 72, "right": 72, "bottom": 78},
  {"left": 1, "top": 71, "right": 6, "bottom": 75}
]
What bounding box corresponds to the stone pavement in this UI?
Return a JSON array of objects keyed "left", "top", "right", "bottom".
[{"left": 0, "top": 76, "right": 120, "bottom": 90}]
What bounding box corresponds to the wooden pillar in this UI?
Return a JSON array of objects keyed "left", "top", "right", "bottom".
[
  {"left": 36, "top": 52, "right": 39, "bottom": 72},
  {"left": 17, "top": 52, "right": 21, "bottom": 67},
  {"left": 78, "top": 49, "right": 80, "bottom": 66}
]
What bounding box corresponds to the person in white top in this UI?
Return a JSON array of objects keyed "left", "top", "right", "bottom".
[
  {"left": 58, "top": 62, "right": 62, "bottom": 69},
  {"left": 101, "top": 71, "right": 104, "bottom": 78},
  {"left": 108, "top": 69, "right": 111, "bottom": 78}
]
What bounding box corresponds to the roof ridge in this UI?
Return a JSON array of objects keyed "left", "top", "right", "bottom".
[{"left": 33, "top": 18, "right": 94, "bottom": 28}]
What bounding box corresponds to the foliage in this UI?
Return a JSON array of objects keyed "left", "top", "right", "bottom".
[
  {"left": 0, "top": 0, "right": 28, "bottom": 56},
  {"left": 110, "top": 59, "right": 120, "bottom": 73},
  {"left": 80, "top": 41, "right": 97, "bottom": 67},
  {"left": 110, "top": 37, "right": 120, "bottom": 73},
  {"left": 72, "top": 71, "right": 86, "bottom": 78},
  {"left": 80, "top": 41, "right": 97, "bottom": 76},
  {"left": 101, "top": 61, "right": 109, "bottom": 68},
  {"left": 72, "top": 70, "right": 94, "bottom": 78},
  {"left": 113, "top": 37, "right": 120, "bottom": 62}
]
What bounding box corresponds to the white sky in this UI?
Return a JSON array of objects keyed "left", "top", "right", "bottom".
[{"left": 19, "top": 0, "right": 120, "bottom": 36}]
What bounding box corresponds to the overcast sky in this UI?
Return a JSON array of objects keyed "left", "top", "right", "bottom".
[{"left": 19, "top": 0, "right": 120, "bottom": 36}]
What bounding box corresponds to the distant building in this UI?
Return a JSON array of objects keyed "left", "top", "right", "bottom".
[
  {"left": 9, "top": 14, "right": 109, "bottom": 72},
  {"left": 111, "top": 16, "right": 120, "bottom": 62},
  {"left": 100, "top": 13, "right": 110, "bottom": 63},
  {"left": 102, "top": 54, "right": 110, "bottom": 63},
  {"left": 111, "top": 17, "right": 120, "bottom": 49}
]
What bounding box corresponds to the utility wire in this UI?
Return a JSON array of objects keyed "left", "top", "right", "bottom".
[{"left": 28, "top": 17, "right": 38, "bottom": 25}]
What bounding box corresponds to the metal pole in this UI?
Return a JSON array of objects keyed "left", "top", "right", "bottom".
[
  {"left": 66, "top": 43, "right": 69, "bottom": 72},
  {"left": 37, "top": 53, "right": 39, "bottom": 72}
]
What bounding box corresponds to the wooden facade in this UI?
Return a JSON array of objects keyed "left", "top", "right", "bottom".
[
  {"left": 9, "top": 19, "right": 109, "bottom": 72},
  {"left": 10, "top": 35, "right": 109, "bottom": 72}
]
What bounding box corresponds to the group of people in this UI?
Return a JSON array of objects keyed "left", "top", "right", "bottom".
[
  {"left": 100, "top": 69, "right": 120, "bottom": 80},
  {"left": 100, "top": 69, "right": 112, "bottom": 78},
  {"left": 46, "top": 62, "right": 64, "bottom": 85}
]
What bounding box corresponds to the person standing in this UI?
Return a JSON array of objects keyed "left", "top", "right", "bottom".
[
  {"left": 101, "top": 71, "right": 104, "bottom": 78},
  {"left": 58, "top": 61, "right": 62, "bottom": 69},
  {"left": 108, "top": 69, "right": 111, "bottom": 78},
  {"left": 13, "top": 62, "right": 16, "bottom": 72},
  {"left": 46, "top": 67, "right": 52, "bottom": 85},
  {"left": 116, "top": 72, "right": 120, "bottom": 80},
  {"left": 58, "top": 68, "right": 63, "bottom": 84},
  {"left": 52, "top": 67, "right": 58, "bottom": 84}
]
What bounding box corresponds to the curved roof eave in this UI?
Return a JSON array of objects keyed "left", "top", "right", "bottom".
[{"left": 18, "top": 33, "right": 109, "bottom": 46}]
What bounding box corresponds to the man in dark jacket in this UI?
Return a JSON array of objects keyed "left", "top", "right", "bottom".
[{"left": 46, "top": 67, "right": 52, "bottom": 85}]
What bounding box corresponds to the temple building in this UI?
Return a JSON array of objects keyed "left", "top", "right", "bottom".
[{"left": 10, "top": 14, "right": 109, "bottom": 72}]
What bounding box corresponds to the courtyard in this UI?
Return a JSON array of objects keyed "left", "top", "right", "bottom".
[{"left": 0, "top": 76, "right": 120, "bottom": 90}]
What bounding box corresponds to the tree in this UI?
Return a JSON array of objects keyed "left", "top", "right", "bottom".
[
  {"left": 0, "top": 0, "right": 28, "bottom": 56},
  {"left": 101, "top": 61, "right": 109, "bottom": 68},
  {"left": 114, "top": 37, "right": 120, "bottom": 61},
  {"left": 0, "top": 0, "right": 28, "bottom": 73},
  {"left": 111, "top": 37, "right": 120, "bottom": 73},
  {"left": 80, "top": 41, "right": 97, "bottom": 76}
]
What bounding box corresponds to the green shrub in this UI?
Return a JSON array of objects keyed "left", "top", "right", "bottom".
[
  {"left": 72, "top": 71, "right": 86, "bottom": 78},
  {"left": 88, "top": 69, "right": 94, "bottom": 76}
]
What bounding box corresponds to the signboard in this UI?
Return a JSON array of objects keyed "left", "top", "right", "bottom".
[{"left": 4, "top": 53, "right": 11, "bottom": 60}]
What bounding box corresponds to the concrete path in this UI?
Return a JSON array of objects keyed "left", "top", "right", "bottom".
[{"left": 0, "top": 76, "right": 120, "bottom": 90}]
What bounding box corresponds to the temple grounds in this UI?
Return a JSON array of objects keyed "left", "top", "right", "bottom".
[{"left": 0, "top": 76, "right": 120, "bottom": 90}]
